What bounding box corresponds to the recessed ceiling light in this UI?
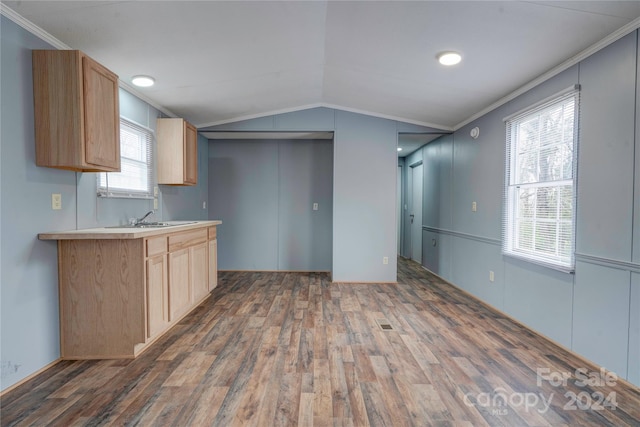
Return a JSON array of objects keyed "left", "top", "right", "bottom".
[
  {"left": 131, "top": 75, "right": 155, "bottom": 87},
  {"left": 397, "top": 147, "right": 403, "bottom": 152},
  {"left": 437, "top": 51, "right": 462, "bottom": 66}
]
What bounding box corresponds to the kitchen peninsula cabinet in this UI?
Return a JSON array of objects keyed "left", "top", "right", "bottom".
[
  {"left": 32, "top": 50, "right": 120, "bottom": 172},
  {"left": 39, "top": 221, "right": 221, "bottom": 359},
  {"left": 157, "top": 118, "right": 198, "bottom": 185}
]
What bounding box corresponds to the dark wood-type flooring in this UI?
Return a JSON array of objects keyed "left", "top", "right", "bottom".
[{"left": 2, "top": 257, "right": 639, "bottom": 426}]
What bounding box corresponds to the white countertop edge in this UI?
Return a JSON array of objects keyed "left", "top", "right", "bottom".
[{"left": 39, "top": 220, "right": 222, "bottom": 240}]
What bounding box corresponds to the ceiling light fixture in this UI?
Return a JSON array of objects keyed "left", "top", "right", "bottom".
[
  {"left": 131, "top": 75, "right": 155, "bottom": 87},
  {"left": 437, "top": 51, "right": 462, "bottom": 66}
]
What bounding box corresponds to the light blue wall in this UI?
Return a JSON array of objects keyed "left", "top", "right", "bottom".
[
  {"left": 204, "top": 108, "right": 441, "bottom": 282},
  {"left": 571, "top": 32, "right": 637, "bottom": 383},
  {"left": 209, "top": 139, "right": 333, "bottom": 271},
  {"left": 1, "top": 15, "right": 69, "bottom": 393},
  {"left": 630, "top": 273, "right": 640, "bottom": 384},
  {"left": 0, "top": 16, "right": 208, "bottom": 391},
  {"left": 278, "top": 140, "right": 333, "bottom": 271},
  {"left": 210, "top": 140, "right": 280, "bottom": 270},
  {"left": 418, "top": 31, "right": 640, "bottom": 387},
  {"left": 577, "top": 33, "right": 636, "bottom": 261},
  {"left": 421, "top": 135, "right": 454, "bottom": 278},
  {"left": 333, "top": 111, "right": 398, "bottom": 282},
  {"left": 161, "top": 133, "right": 210, "bottom": 222}
]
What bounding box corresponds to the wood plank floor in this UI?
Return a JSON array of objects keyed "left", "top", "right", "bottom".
[{"left": 2, "top": 257, "right": 639, "bottom": 426}]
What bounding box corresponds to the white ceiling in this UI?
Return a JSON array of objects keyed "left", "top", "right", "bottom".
[{"left": 3, "top": 1, "right": 640, "bottom": 134}]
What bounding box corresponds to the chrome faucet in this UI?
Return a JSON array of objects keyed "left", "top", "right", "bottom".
[{"left": 134, "top": 210, "right": 154, "bottom": 225}]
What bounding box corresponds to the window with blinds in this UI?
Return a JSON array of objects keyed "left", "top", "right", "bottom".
[
  {"left": 98, "top": 118, "right": 154, "bottom": 199},
  {"left": 503, "top": 86, "right": 580, "bottom": 272}
]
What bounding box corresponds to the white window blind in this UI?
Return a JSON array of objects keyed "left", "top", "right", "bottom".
[
  {"left": 98, "top": 118, "right": 154, "bottom": 199},
  {"left": 503, "top": 86, "right": 580, "bottom": 272}
]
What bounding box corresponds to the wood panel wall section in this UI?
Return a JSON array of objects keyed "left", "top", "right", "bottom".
[{"left": 41, "top": 221, "right": 220, "bottom": 360}]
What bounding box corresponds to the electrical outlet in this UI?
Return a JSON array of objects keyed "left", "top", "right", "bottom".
[
  {"left": 489, "top": 270, "right": 495, "bottom": 282},
  {"left": 153, "top": 198, "right": 158, "bottom": 209},
  {"left": 472, "top": 201, "right": 477, "bottom": 212},
  {"left": 383, "top": 257, "right": 389, "bottom": 265},
  {"left": 313, "top": 202, "right": 319, "bottom": 211},
  {"left": 154, "top": 186, "right": 159, "bottom": 197},
  {"left": 51, "top": 193, "right": 62, "bottom": 210},
  {"left": 202, "top": 201, "right": 207, "bottom": 209}
]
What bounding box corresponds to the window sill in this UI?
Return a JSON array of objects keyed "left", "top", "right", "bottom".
[{"left": 503, "top": 251, "right": 575, "bottom": 274}]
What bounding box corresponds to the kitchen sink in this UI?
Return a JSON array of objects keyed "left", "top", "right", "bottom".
[
  {"left": 131, "top": 222, "right": 173, "bottom": 228},
  {"left": 105, "top": 221, "right": 197, "bottom": 229}
]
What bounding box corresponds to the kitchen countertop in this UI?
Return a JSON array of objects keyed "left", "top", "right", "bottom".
[{"left": 39, "top": 220, "right": 222, "bottom": 240}]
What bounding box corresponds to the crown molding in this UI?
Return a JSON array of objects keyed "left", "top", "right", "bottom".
[
  {"left": 118, "top": 82, "right": 178, "bottom": 119},
  {"left": 197, "top": 102, "right": 452, "bottom": 131},
  {"left": 1, "top": 3, "right": 178, "bottom": 119},
  {"left": 196, "top": 103, "right": 325, "bottom": 129},
  {"left": 454, "top": 16, "right": 640, "bottom": 131},
  {"left": 1, "top": 3, "right": 70, "bottom": 49},
  {"left": 320, "top": 103, "right": 453, "bottom": 132}
]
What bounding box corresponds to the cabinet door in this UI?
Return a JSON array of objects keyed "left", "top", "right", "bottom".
[
  {"left": 208, "top": 239, "right": 218, "bottom": 291},
  {"left": 184, "top": 122, "right": 198, "bottom": 185},
  {"left": 146, "top": 255, "right": 168, "bottom": 338},
  {"left": 168, "top": 248, "right": 191, "bottom": 321},
  {"left": 82, "top": 55, "right": 120, "bottom": 171},
  {"left": 191, "top": 242, "right": 209, "bottom": 301}
]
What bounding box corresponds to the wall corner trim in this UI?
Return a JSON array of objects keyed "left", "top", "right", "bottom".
[{"left": 1, "top": 3, "right": 70, "bottom": 49}]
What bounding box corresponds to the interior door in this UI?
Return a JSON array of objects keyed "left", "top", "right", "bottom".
[{"left": 410, "top": 163, "right": 423, "bottom": 264}]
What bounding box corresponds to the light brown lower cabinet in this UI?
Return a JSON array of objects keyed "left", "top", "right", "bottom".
[
  {"left": 146, "top": 253, "right": 169, "bottom": 338},
  {"left": 209, "top": 239, "right": 218, "bottom": 291},
  {"left": 191, "top": 242, "right": 209, "bottom": 303},
  {"left": 55, "top": 224, "right": 218, "bottom": 359},
  {"left": 168, "top": 247, "right": 191, "bottom": 321}
]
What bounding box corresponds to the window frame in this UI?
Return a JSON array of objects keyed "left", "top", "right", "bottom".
[
  {"left": 503, "top": 85, "right": 580, "bottom": 273},
  {"left": 97, "top": 117, "right": 155, "bottom": 199}
]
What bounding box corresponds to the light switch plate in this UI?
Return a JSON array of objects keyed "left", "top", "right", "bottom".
[{"left": 313, "top": 203, "right": 319, "bottom": 211}]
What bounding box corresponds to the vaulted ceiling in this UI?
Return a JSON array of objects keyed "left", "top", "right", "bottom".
[{"left": 3, "top": 1, "right": 640, "bottom": 132}]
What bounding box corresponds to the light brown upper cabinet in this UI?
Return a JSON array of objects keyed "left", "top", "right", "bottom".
[
  {"left": 157, "top": 118, "right": 198, "bottom": 185},
  {"left": 32, "top": 50, "right": 121, "bottom": 172}
]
